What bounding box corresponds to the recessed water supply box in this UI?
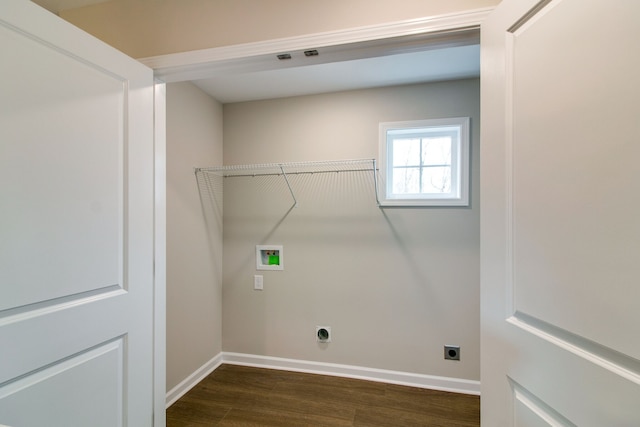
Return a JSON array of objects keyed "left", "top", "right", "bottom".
[{"left": 256, "top": 245, "right": 284, "bottom": 271}]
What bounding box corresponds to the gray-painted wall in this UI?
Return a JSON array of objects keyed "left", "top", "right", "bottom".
[
  {"left": 222, "top": 78, "right": 480, "bottom": 380},
  {"left": 166, "top": 82, "right": 223, "bottom": 390}
]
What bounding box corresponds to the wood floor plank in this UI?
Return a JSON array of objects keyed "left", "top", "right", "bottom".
[
  {"left": 219, "top": 406, "right": 355, "bottom": 427},
  {"left": 165, "top": 395, "right": 232, "bottom": 424},
  {"left": 255, "top": 388, "right": 356, "bottom": 422},
  {"left": 166, "top": 364, "right": 480, "bottom": 426},
  {"left": 270, "top": 374, "right": 385, "bottom": 408},
  {"left": 353, "top": 406, "right": 479, "bottom": 427},
  {"left": 381, "top": 383, "right": 480, "bottom": 421}
]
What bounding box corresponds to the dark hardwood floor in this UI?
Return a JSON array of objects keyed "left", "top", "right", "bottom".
[{"left": 166, "top": 364, "right": 480, "bottom": 426}]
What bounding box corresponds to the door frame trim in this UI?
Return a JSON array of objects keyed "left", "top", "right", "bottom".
[
  {"left": 139, "top": 7, "right": 493, "bottom": 83},
  {"left": 153, "top": 81, "right": 167, "bottom": 427}
]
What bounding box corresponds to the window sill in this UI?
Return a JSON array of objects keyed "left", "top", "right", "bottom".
[{"left": 378, "top": 197, "right": 469, "bottom": 208}]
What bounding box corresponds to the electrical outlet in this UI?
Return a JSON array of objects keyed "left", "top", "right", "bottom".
[{"left": 444, "top": 345, "right": 460, "bottom": 360}]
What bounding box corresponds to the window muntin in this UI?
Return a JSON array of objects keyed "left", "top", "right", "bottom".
[{"left": 379, "top": 118, "right": 469, "bottom": 206}]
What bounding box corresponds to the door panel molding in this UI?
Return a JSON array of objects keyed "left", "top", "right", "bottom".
[
  {"left": 511, "top": 378, "right": 576, "bottom": 427},
  {"left": 1, "top": 16, "right": 128, "bottom": 310},
  {"left": 0, "top": 290, "right": 128, "bottom": 384},
  {"left": 508, "top": 312, "right": 640, "bottom": 386},
  {"left": 0, "top": 338, "right": 125, "bottom": 427},
  {"left": 0, "top": 285, "right": 124, "bottom": 323},
  {"left": 506, "top": 0, "right": 640, "bottom": 359}
]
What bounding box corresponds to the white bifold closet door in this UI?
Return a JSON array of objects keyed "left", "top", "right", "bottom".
[{"left": 0, "top": 1, "right": 155, "bottom": 426}]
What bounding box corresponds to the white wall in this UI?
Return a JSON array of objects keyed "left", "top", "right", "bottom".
[
  {"left": 166, "top": 82, "right": 223, "bottom": 390},
  {"left": 222, "top": 78, "right": 480, "bottom": 381}
]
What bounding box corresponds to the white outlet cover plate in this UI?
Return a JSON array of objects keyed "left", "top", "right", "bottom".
[{"left": 254, "top": 275, "right": 263, "bottom": 290}]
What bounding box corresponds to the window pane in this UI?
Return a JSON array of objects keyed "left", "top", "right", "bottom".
[
  {"left": 422, "top": 137, "right": 451, "bottom": 166},
  {"left": 422, "top": 166, "right": 451, "bottom": 194},
  {"left": 392, "top": 167, "right": 420, "bottom": 194},
  {"left": 392, "top": 138, "right": 420, "bottom": 167},
  {"left": 380, "top": 117, "right": 468, "bottom": 205}
]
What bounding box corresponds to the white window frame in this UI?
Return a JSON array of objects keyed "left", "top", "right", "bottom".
[{"left": 378, "top": 117, "right": 470, "bottom": 207}]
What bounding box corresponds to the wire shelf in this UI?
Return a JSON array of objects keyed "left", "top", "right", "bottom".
[
  {"left": 195, "top": 158, "right": 380, "bottom": 206},
  {"left": 196, "top": 158, "right": 375, "bottom": 177}
]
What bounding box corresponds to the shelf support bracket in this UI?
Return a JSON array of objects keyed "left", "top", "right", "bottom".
[
  {"left": 280, "top": 165, "right": 298, "bottom": 208},
  {"left": 373, "top": 159, "right": 381, "bottom": 206}
]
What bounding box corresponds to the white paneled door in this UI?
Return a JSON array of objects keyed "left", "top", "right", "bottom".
[
  {"left": 0, "top": 1, "right": 155, "bottom": 426},
  {"left": 481, "top": 0, "right": 640, "bottom": 425}
]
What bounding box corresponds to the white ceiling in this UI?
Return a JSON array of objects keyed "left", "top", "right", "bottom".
[{"left": 193, "top": 44, "right": 479, "bottom": 104}]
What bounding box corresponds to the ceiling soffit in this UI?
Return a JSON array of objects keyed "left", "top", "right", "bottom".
[{"left": 140, "top": 8, "right": 491, "bottom": 83}]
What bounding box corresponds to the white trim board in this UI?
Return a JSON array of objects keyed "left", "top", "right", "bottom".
[
  {"left": 153, "top": 81, "right": 167, "bottom": 427},
  {"left": 141, "top": 7, "right": 493, "bottom": 83},
  {"left": 165, "top": 353, "right": 223, "bottom": 408},
  {"left": 166, "top": 352, "right": 480, "bottom": 407},
  {"left": 223, "top": 352, "right": 480, "bottom": 395}
]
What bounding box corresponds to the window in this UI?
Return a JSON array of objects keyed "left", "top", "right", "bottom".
[{"left": 379, "top": 117, "right": 470, "bottom": 206}]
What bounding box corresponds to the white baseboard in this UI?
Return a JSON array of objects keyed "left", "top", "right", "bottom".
[
  {"left": 165, "top": 352, "right": 223, "bottom": 408},
  {"left": 166, "top": 352, "right": 480, "bottom": 407},
  {"left": 221, "top": 352, "right": 480, "bottom": 395}
]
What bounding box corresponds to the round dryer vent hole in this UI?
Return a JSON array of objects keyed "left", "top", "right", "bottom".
[{"left": 316, "top": 326, "right": 331, "bottom": 342}]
